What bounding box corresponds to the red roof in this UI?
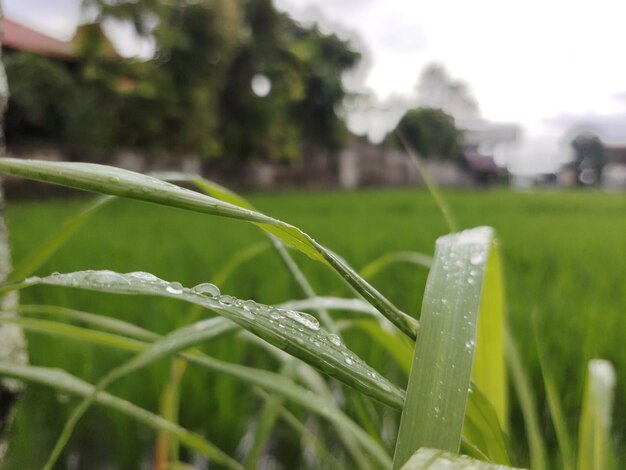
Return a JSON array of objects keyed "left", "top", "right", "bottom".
[{"left": 2, "top": 18, "right": 74, "bottom": 59}]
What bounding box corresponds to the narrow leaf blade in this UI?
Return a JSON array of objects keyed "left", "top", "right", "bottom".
[
  {"left": 22, "top": 270, "right": 404, "bottom": 409},
  {"left": 394, "top": 227, "right": 503, "bottom": 467}
]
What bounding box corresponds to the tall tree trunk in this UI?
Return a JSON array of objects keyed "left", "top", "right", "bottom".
[{"left": 0, "top": 8, "right": 29, "bottom": 462}]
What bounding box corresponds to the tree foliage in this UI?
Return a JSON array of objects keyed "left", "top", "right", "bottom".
[
  {"left": 4, "top": 0, "right": 360, "bottom": 163},
  {"left": 390, "top": 108, "right": 462, "bottom": 161},
  {"left": 570, "top": 132, "right": 606, "bottom": 186}
]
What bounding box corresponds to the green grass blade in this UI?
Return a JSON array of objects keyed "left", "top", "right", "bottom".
[
  {"left": 8, "top": 196, "right": 113, "bottom": 281},
  {"left": 577, "top": 359, "right": 616, "bottom": 470},
  {"left": 397, "top": 131, "right": 459, "bottom": 233},
  {"left": 472, "top": 239, "right": 507, "bottom": 430},
  {"left": 0, "top": 315, "right": 148, "bottom": 352},
  {"left": 505, "top": 328, "right": 547, "bottom": 470},
  {"left": 359, "top": 251, "right": 433, "bottom": 280},
  {"left": 17, "top": 304, "right": 160, "bottom": 341},
  {"left": 19, "top": 270, "right": 404, "bottom": 408},
  {"left": 393, "top": 227, "right": 503, "bottom": 468},
  {"left": 0, "top": 362, "right": 243, "bottom": 470},
  {"left": 533, "top": 313, "right": 575, "bottom": 470},
  {"left": 400, "top": 447, "right": 522, "bottom": 470},
  {"left": 0, "top": 158, "right": 417, "bottom": 339},
  {"left": 464, "top": 384, "right": 512, "bottom": 465}
]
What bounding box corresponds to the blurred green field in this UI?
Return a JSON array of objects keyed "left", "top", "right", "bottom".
[{"left": 3, "top": 188, "right": 626, "bottom": 468}]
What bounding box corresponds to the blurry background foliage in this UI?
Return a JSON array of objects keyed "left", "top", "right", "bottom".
[{"left": 5, "top": 0, "right": 360, "bottom": 163}]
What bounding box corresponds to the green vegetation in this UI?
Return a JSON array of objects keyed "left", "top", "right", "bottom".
[
  {"left": 2, "top": 184, "right": 624, "bottom": 468},
  {"left": 5, "top": 0, "right": 359, "bottom": 162},
  {"left": 389, "top": 108, "right": 463, "bottom": 161}
]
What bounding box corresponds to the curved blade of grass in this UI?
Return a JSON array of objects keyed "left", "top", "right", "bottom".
[
  {"left": 8, "top": 196, "right": 113, "bottom": 281},
  {"left": 0, "top": 362, "right": 243, "bottom": 469},
  {"left": 17, "top": 304, "right": 160, "bottom": 341},
  {"left": 13, "top": 270, "right": 404, "bottom": 409},
  {"left": 397, "top": 131, "right": 458, "bottom": 233},
  {"left": 464, "top": 384, "right": 512, "bottom": 465},
  {"left": 400, "top": 447, "right": 522, "bottom": 470},
  {"left": 577, "top": 359, "right": 616, "bottom": 470},
  {"left": 359, "top": 251, "right": 433, "bottom": 280},
  {"left": 393, "top": 227, "right": 506, "bottom": 468},
  {"left": 505, "top": 328, "right": 547, "bottom": 470},
  {"left": 0, "top": 158, "right": 417, "bottom": 338}
]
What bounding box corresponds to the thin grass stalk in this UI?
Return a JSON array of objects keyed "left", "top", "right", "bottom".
[
  {"left": 505, "top": 328, "right": 547, "bottom": 470},
  {"left": 155, "top": 358, "right": 188, "bottom": 470},
  {"left": 396, "top": 131, "right": 458, "bottom": 233}
]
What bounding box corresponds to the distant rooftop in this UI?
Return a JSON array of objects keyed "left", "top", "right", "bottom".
[
  {"left": 2, "top": 17, "right": 119, "bottom": 60},
  {"left": 2, "top": 17, "right": 74, "bottom": 59}
]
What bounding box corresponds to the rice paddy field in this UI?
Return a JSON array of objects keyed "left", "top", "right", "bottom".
[{"left": 3, "top": 187, "right": 625, "bottom": 468}]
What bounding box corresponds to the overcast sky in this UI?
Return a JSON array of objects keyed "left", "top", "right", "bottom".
[{"left": 5, "top": 0, "right": 626, "bottom": 173}]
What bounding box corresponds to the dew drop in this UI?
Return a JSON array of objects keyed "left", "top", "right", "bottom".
[
  {"left": 270, "top": 309, "right": 281, "bottom": 320},
  {"left": 285, "top": 310, "right": 320, "bottom": 331},
  {"left": 165, "top": 282, "right": 183, "bottom": 294},
  {"left": 344, "top": 356, "right": 354, "bottom": 365},
  {"left": 192, "top": 282, "right": 220, "bottom": 297},
  {"left": 467, "top": 277, "right": 476, "bottom": 285},
  {"left": 242, "top": 300, "right": 257, "bottom": 313},
  {"left": 107, "top": 176, "right": 120, "bottom": 184},
  {"left": 464, "top": 339, "right": 475, "bottom": 352},
  {"left": 470, "top": 252, "right": 485, "bottom": 265},
  {"left": 219, "top": 295, "right": 235, "bottom": 306},
  {"left": 327, "top": 334, "right": 342, "bottom": 347},
  {"left": 128, "top": 271, "right": 158, "bottom": 282}
]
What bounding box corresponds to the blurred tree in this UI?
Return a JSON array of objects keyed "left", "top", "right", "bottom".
[
  {"left": 390, "top": 107, "right": 463, "bottom": 161},
  {"left": 571, "top": 132, "right": 606, "bottom": 186},
  {"left": 4, "top": 52, "right": 78, "bottom": 144},
  {"left": 5, "top": 0, "right": 359, "bottom": 162},
  {"left": 217, "top": 0, "right": 360, "bottom": 162}
]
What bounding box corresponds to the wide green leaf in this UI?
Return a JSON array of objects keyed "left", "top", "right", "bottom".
[
  {"left": 400, "top": 447, "right": 521, "bottom": 470},
  {"left": 394, "top": 227, "right": 506, "bottom": 468},
  {"left": 0, "top": 158, "right": 417, "bottom": 338}
]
